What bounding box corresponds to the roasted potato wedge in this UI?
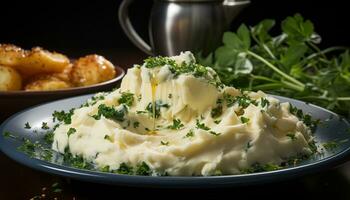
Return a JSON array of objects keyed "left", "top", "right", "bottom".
[
  {"left": 14, "top": 47, "right": 70, "bottom": 77},
  {"left": 0, "top": 65, "right": 22, "bottom": 91},
  {"left": 52, "top": 63, "right": 73, "bottom": 82},
  {"left": 0, "top": 44, "right": 26, "bottom": 66},
  {"left": 70, "top": 54, "right": 116, "bottom": 86},
  {"left": 24, "top": 75, "right": 71, "bottom": 91}
]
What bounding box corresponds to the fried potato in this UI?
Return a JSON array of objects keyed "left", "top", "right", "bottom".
[
  {"left": 0, "top": 65, "right": 22, "bottom": 91},
  {"left": 24, "top": 75, "right": 71, "bottom": 91},
  {"left": 0, "top": 44, "right": 26, "bottom": 66},
  {"left": 14, "top": 47, "right": 70, "bottom": 77},
  {"left": 52, "top": 64, "right": 73, "bottom": 82},
  {"left": 70, "top": 54, "right": 116, "bottom": 86}
]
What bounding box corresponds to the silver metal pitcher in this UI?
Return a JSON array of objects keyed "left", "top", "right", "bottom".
[{"left": 119, "top": 0, "right": 250, "bottom": 56}]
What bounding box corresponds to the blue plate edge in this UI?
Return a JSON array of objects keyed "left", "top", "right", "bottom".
[{"left": 0, "top": 94, "right": 350, "bottom": 188}]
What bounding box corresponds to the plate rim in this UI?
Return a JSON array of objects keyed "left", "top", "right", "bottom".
[
  {"left": 0, "top": 66, "right": 125, "bottom": 96},
  {"left": 1, "top": 94, "right": 350, "bottom": 188}
]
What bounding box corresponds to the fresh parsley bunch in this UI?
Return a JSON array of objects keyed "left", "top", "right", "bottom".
[{"left": 198, "top": 14, "right": 350, "bottom": 117}]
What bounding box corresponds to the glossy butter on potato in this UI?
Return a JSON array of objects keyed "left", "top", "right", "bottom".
[
  {"left": 24, "top": 75, "right": 71, "bottom": 91},
  {"left": 70, "top": 54, "right": 116, "bottom": 87},
  {"left": 0, "top": 44, "right": 26, "bottom": 66},
  {"left": 0, "top": 65, "right": 22, "bottom": 91}
]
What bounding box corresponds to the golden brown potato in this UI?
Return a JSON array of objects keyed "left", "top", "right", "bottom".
[
  {"left": 52, "top": 63, "right": 73, "bottom": 82},
  {"left": 24, "top": 75, "right": 71, "bottom": 91},
  {"left": 0, "top": 65, "right": 22, "bottom": 91},
  {"left": 70, "top": 54, "right": 116, "bottom": 87},
  {"left": 0, "top": 44, "right": 26, "bottom": 66},
  {"left": 14, "top": 47, "right": 70, "bottom": 77}
]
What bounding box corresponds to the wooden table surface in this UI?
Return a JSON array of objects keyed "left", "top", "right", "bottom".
[{"left": 1, "top": 49, "right": 350, "bottom": 200}]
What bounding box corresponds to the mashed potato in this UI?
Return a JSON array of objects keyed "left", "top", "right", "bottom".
[{"left": 52, "top": 52, "right": 314, "bottom": 176}]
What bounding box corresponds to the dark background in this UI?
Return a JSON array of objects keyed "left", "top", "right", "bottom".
[{"left": 0, "top": 0, "right": 349, "bottom": 60}]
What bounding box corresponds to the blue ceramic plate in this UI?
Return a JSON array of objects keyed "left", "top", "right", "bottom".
[{"left": 0, "top": 94, "right": 350, "bottom": 188}]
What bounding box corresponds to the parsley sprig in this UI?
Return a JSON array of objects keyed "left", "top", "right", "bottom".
[{"left": 198, "top": 13, "right": 350, "bottom": 117}]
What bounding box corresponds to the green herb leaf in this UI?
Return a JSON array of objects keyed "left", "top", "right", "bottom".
[
  {"left": 209, "top": 131, "right": 221, "bottom": 136},
  {"left": 41, "top": 122, "right": 49, "bottom": 130},
  {"left": 52, "top": 109, "right": 74, "bottom": 124},
  {"left": 116, "top": 163, "right": 133, "bottom": 175},
  {"left": 240, "top": 116, "right": 250, "bottom": 124},
  {"left": 286, "top": 133, "right": 296, "bottom": 140},
  {"left": 167, "top": 119, "right": 184, "bottom": 130},
  {"left": 67, "top": 128, "right": 76, "bottom": 137},
  {"left": 133, "top": 121, "right": 140, "bottom": 128},
  {"left": 185, "top": 129, "right": 194, "bottom": 138},
  {"left": 118, "top": 92, "right": 134, "bottom": 107},
  {"left": 136, "top": 162, "right": 152, "bottom": 176},
  {"left": 196, "top": 119, "right": 210, "bottom": 131},
  {"left": 93, "top": 104, "right": 127, "bottom": 122},
  {"left": 145, "top": 100, "right": 169, "bottom": 119},
  {"left": 24, "top": 122, "right": 31, "bottom": 129}
]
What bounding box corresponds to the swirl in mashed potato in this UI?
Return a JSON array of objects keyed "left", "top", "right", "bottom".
[{"left": 52, "top": 52, "right": 315, "bottom": 176}]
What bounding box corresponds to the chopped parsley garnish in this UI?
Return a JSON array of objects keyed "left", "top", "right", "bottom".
[
  {"left": 260, "top": 98, "right": 270, "bottom": 108},
  {"left": 41, "top": 122, "right": 50, "bottom": 130},
  {"left": 67, "top": 128, "right": 76, "bottom": 137},
  {"left": 104, "top": 135, "right": 113, "bottom": 142},
  {"left": 24, "top": 122, "right": 31, "bottom": 129},
  {"left": 136, "top": 162, "right": 152, "bottom": 176},
  {"left": 211, "top": 103, "right": 223, "bottom": 118},
  {"left": 289, "top": 103, "right": 318, "bottom": 130},
  {"left": 185, "top": 129, "right": 194, "bottom": 138},
  {"left": 145, "top": 100, "right": 169, "bottom": 118},
  {"left": 209, "top": 131, "right": 221, "bottom": 136},
  {"left": 144, "top": 56, "right": 176, "bottom": 68},
  {"left": 286, "top": 133, "right": 296, "bottom": 140},
  {"left": 196, "top": 119, "right": 210, "bottom": 131},
  {"left": 223, "top": 93, "right": 257, "bottom": 108},
  {"left": 92, "top": 104, "right": 127, "bottom": 122},
  {"left": 236, "top": 95, "right": 257, "bottom": 108},
  {"left": 240, "top": 116, "right": 250, "bottom": 124},
  {"left": 242, "top": 163, "right": 282, "bottom": 173},
  {"left": 63, "top": 152, "right": 92, "bottom": 170},
  {"left": 144, "top": 56, "right": 222, "bottom": 87},
  {"left": 3, "top": 131, "right": 16, "bottom": 139},
  {"left": 308, "top": 140, "right": 318, "bottom": 153},
  {"left": 52, "top": 109, "right": 75, "bottom": 124},
  {"left": 223, "top": 93, "right": 236, "bottom": 107},
  {"left": 133, "top": 121, "right": 140, "bottom": 128},
  {"left": 214, "top": 119, "right": 221, "bottom": 124},
  {"left": 161, "top": 141, "right": 169, "bottom": 145},
  {"left": 100, "top": 166, "right": 110, "bottom": 172},
  {"left": 17, "top": 138, "right": 36, "bottom": 157},
  {"left": 82, "top": 95, "right": 106, "bottom": 107},
  {"left": 43, "top": 131, "right": 54, "bottom": 144},
  {"left": 116, "top": 163, "right": 133, "bottom": 175},
  {"left": 167, "top": 119, "right": 184, "bottom": 130},
  {"left": 118, "top": 92, "right": 134, "bottom": 107},
  {"left": 323, "top": 141, "right": 338, "bottom": 151}
]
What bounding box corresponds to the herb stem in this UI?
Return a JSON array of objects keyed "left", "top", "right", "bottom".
[
  {"left": 305, "top": 46, "right": 348, "bottom": 61},
  {"left": 250, "top": 75, "right": 278, "bottom": 83},
  {"left": 307, "top": 41, "right": 327, "bottom": 59},
  {"left": 247, "top": 51, "right": 305, "bottom": 89}
]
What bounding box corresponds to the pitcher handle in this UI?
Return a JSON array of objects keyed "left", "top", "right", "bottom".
[{"left": 118, "top": 0, "right": 153, "bottom": 55}]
